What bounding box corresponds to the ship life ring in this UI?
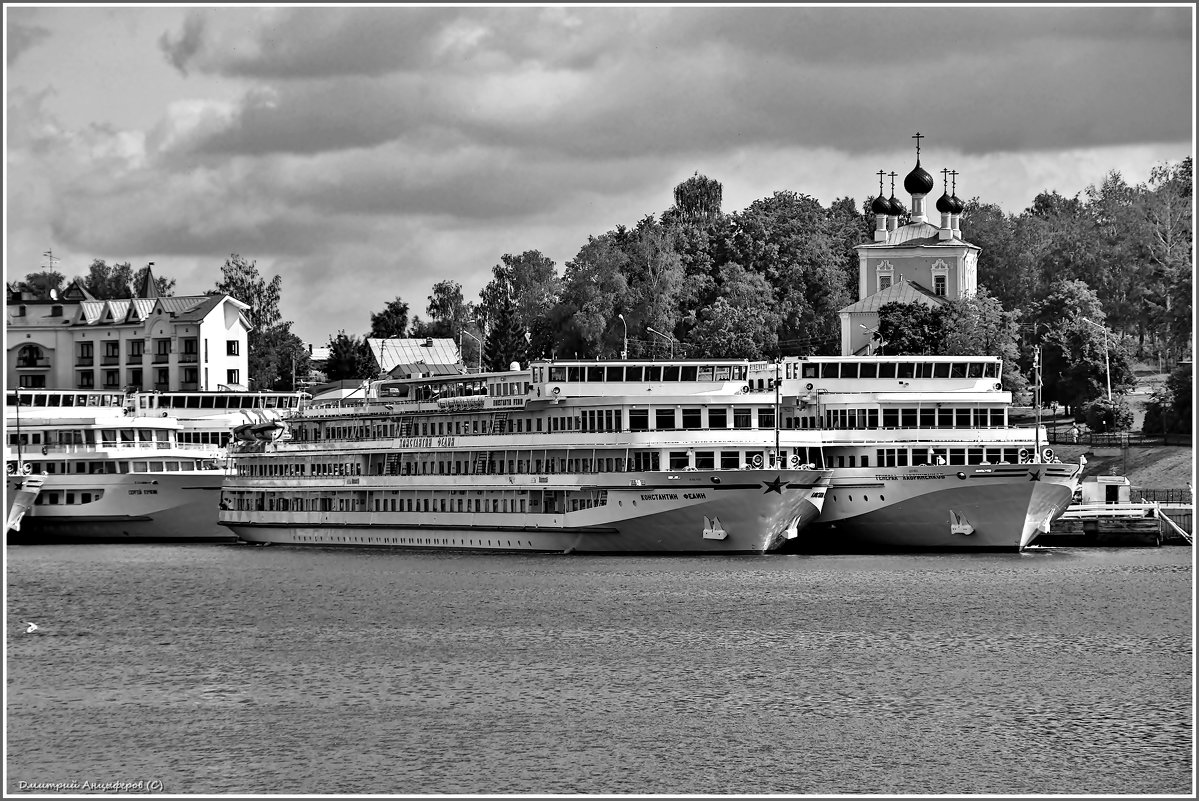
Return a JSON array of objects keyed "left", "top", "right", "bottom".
[
  {"left": 162, "top": 411, "right": 169, "bottom": 417},
  {"left": 790, "top": 455, "right": 801, "bottom": 467},
  {"left": 22, "top": 463, "right": 32, "bottom": 475},
  {"left": 1042, "top": 448, "right": 1054, "bottom": 462},
  {"left": 741, "top": 385, "right": 750, "bottom": 394},
  {"left": 993, "top": 383, "right": 1002, "bottom": 391},
  {"left": 41, "top": 445, "right": 49, "bottom": 456},
  {"left": 552, "top": 387, "right": 561, "bottom": 396},
  {"left": 5, "top": 462, "right": 15, "bottom": 476},
  {"left": 750, "top": 454, "right": 763, "bottom": 469},
  {"left": 1018, "top": 448, "right": 1030, "bottom": 462},
  {"left": 806, "top": 383, "right": 814, "bottom": 391}
]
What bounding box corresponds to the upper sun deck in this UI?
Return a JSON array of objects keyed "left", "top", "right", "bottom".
[
  {"left": 770, "top": 356, "right": 1006, "bottom": 396},
  {"left": 295, "top": 355, "right": 1011, "bottom": 420}
]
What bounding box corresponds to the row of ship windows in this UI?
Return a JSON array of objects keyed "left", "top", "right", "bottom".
[
  {"left": 9, "top": 429, "right": 172, "bottom": 446},
  {"left": 227, "top": 490, "right": 607, "bottom": 515},
  {"left": 235, "top": 443, "right": 1037, "bottom": 479},
  {"left": 33, "top": 490, "right": 104, "bottom": 506},
  {"left": 298, "top": 405, "right": 1008, "bottom": 442},
  {"left": 290, "top": 535, "right": 539, "bottom": 548},
  {"left": 30, "top": 460, "right": 211, "bottom": 474}
]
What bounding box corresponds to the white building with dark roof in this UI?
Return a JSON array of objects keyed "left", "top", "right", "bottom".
[
  {"left": 7, "top": 267, "right": 251, "bottom": 392},
  {"left": 839, "top": 139, "right": 980, "bottom": 355}
]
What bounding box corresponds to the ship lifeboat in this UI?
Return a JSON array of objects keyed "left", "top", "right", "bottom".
[{"left": 248, "top": 422, "right": 287, "bottom": 442}]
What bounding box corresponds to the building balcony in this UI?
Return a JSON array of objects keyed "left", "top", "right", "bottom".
[
  {"left": 180, "top": 381, "right": 199, "bottom": 391},
  {"left": 101, "top": 356, "right": 120, "bottom": 366},
  {"left": 76, "top": 357, "right": 94, "bottom": 367},
  {"left": 15, "top": 358, "right": 51, "bottom": 370},
  {"left": 154, "top": 382, "right": 170, "bottom": 391},
  {"left": 179, "top": 353, "right": 199, "bottom": 364},
  {"left": 152, "top": 354, "right": 170, "bottom": 364}
]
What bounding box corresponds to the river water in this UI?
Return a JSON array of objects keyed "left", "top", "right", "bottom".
[{"left": 5, "top": 544, "right": 1193, "bottom": 796}]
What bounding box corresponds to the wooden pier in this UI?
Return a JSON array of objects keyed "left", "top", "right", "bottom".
[{"left": 1033, "top": 502, "right": 1193, "bottom": 547}]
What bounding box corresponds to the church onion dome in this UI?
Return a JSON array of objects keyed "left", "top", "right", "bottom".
[
  {"left": 950, "top": 194, "right": 965, "bottom": 213},
  {"left": 871, "top": 195, "right": 892, "bottom": 215},
  {"left": 888, "top": 194, "right": 905, "bottom": 216},
  {"left": 904, "top": 162, "right": 935, "bottom": 195},
  {"left": 935, "top": 191, "right": 954, "bottom": 214}
]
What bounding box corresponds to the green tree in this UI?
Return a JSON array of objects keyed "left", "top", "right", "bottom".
[
  {"left": 482, "top": 289, "right": 527, "bottom": 371},
  {"left": 325, "top": 331, "right": 374, "bottom": 380},
  {"left": 941, "top": 287, "right": 1027, "bottom": 394},
  {"left": 1082, "top": 396, "right": 1134, "bottom": 433},
  {"left": 686, "top": 264, "right": 780, "bottom": 358},
  {"left": 81, "top": 260, "right": 175, "bottom": 298},
  {"left": 255, "top": 322, "right": 310, "bottom": 391},
  {"left": 668, "top": 172, "right": 723, "bottom": 223},
  {"left": 213, "top": 254, "right": 287, "bottom": 389},
  {"left": 369, "top": 297, "right": 409, "bottom": 339},
  {"left": 425, "top": 280, "right": 468, "bottom": 338},
  {"left": 83, "top": 260, "right": 134, "bottom": 298},
  {"left": 1029, "top": 280, "right": 1135, "bottom": 412},
  {"left": 17, "top": 270, "right": 65, "bottom": 298},
  {"left": 478, "top": 251, "right": 562, "bottom": 341},
  {"left": 1142, "top": 363, "right": 1193, "bottom": 436},
  {"left": 875, "top": 301, "right": 947, "bottom": 355}
]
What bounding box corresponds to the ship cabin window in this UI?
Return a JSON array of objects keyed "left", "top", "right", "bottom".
[
  {"left": 669, "top": 452, "right": 688, "bottom": 470},
  {"left": 629, "top": 409, "right": 649, "bottom": 431},
  {"left": 897, "top": 363, "right": 916, "bottom": 379},
  {"left": 877, "top": 362, "right": 897, "bottom": 379},
  {"left": 709, "top": 408, "right": 727, "bottom": 429},
  {"left": 696, "top": 451, "right": 715, "bottom": 470},
  {"left": 587, "top": 366, "right": 604, "bottom": 381},
  {"left": 757, "top": 407, "right": 775, "bottom": 428},
  {"left": 663, "top": 366, "right": 680, "bottom": 381},
  {"left": 655, "top": 409, "right": 676, "bottom": 430},
  {"left": 681, "top": 408, "right": 702, "bottom": 429},
  {"left": 624, "top": 366, "right": 643, "bottom": 381},
  {"left": 802, "top": 364, "right": 819, "bottom": 379},
  {"left": 644, "top": 366, "right": 661, "bottom": 381},
  {"left": 733, "top": 407, "right": 752, "bottom": 429},
  {"left": 858, "top": 362, "right": 877, "bottom": 378}
]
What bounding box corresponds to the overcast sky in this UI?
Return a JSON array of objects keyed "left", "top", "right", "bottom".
[{"left": 5, "top": 5, "right": 1194, "bottom": 345}]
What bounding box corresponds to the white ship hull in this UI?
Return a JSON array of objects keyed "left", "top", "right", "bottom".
[
  {"left": 223, "top": 469, "right": 828, "bottom": 554},
  {"left": 6, "top": 473, "right": 45, "bottom": 533},
  {"left": 7, "top": 471, "right": 232, "bottom": 543},
  {"left": 790, "top": 462, "right": 1081, "bottom": 552}
]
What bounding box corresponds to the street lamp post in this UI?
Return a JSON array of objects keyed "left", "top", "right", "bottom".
[
  {"left": 1081, "top": 317, "right": 1112, "bottom": 401},
  {"left": 859, "top": 324, "right": 884, "bottom": 355},
  {"left": 646, "top": 327, "right": 674, "bottom": 358},
  {"left": 617, "top": 314, "right": 628, "bottom": 360},
  {"left": 461, "top": 328, "right": 483, "bottom": 374}
]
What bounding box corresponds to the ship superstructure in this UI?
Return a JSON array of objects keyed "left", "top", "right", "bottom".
[
  {"left": 750, "top": 355, "right": 1081, "bottom": 550},
  {"left": 4, "top": 390, "right": 230, "bottom": 542},
  {"left": 218, "top": 359, "right": 832, "bottom": 554}
]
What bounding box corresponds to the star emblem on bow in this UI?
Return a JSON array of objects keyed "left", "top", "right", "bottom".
[
  {"left": 1028, "top": 470, "right": 1042, "bottom": 482},
  {"left": 762, "top": 475, "right": 786, "bottom": 494}
]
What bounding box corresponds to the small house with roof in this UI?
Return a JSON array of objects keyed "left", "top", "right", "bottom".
[
  {"left": 839, "top": 135, "right": 981, "bottom": 355},
  {"left": 7, "top": 265, "right": 251, "bottom": 392},
  {"left": 366, "top": 337, "right": 465, "bottom": 379}
]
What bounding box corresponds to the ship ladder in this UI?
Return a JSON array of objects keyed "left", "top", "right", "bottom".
[
  {"left": 1155, "top": 502, "right": 1193, "bottom": 545},
  {"left": 398, "top": 420, "right": 413, "bottom": 437},
  {"left": 491, "top": 411, "right": 509, "bottom": 434},
  {"left": 384, "top": 453, "right": 402, "bottom": 476},
  {"left": 474, "top": 451, "right": 492, "bottom": 474}
]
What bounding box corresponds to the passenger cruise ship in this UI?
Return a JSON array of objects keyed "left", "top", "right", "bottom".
[
  {"left": 218, "top": 359, "right": 833, "bottom": 554},
  {"left": 753, "top": 355, "right": 1082, "bottom": 551},
  {"left": 4, "top": 390, "right": 231, "bottom": 543}
]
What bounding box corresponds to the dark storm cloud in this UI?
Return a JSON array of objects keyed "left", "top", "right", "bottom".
[{"left": 156, "top": 4, "right": 1191, "bottom": 170}]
